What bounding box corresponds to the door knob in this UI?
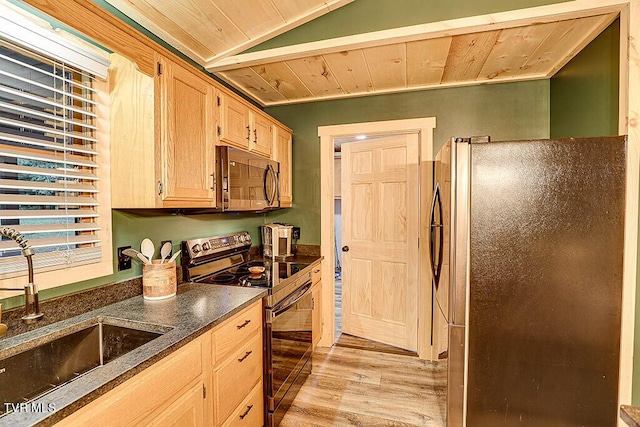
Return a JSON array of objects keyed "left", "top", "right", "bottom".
[{"left": 342, "top": 246, "right": 349, "bottom": 252}]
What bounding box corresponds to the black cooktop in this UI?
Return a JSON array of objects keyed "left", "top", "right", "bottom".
[{"left": 197, "top": 260, "right": 310, "bottom": 288}]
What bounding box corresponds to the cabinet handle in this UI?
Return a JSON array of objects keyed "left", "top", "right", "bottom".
[
  {"left": 210, "top": 173, "right": 215, "bottom": 190},
  {"left": 313, "top": 268, "right": 320, "bottom": 274},
  {"left": 157, "top": 181, "right": 163, "bottom": 195},
  {"left": 239, "top": 405, "right": 253, "bottom": 420},
  {"left": 246, "top": 125, "right": 251, "bottom": 141},
  {"left": 253, "top": 129, "right": 257, "bottom": 144},
  {"left": 238, "top": 350, "right": 252, "bottom": 362},
  {"left": 237, "top": 319, "right": 250, "bottom": 329}
]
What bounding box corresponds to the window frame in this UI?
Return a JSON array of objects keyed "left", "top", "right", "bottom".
[{"left": 0, "top": 5, "right": 112, "bottom": 296}]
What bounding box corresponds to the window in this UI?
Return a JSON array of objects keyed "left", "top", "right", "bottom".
[{"left": 0, "top": 5, "right": 112, "bottom": 289}]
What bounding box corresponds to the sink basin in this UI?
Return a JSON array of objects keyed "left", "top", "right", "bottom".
[{"left": 0, "top": 320, "right": 167, "bottom": 415}]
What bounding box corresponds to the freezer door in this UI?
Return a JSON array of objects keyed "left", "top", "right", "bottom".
[
  {"left": 451, "top": 138, "right": 471, "bottom": 328},
  {"left": 446, "top": 137, "right": 472, "bottom": 426},
  {"left": 466, "top": 136, "right": 626, "bottom": 426}
]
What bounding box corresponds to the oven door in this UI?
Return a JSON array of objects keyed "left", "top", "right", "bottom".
[
  {"left": 265, "top": 281, "right": 313, "bottom": 426},
  {"left": 219, "top": 146, "right": 279, "bottom": 211}
]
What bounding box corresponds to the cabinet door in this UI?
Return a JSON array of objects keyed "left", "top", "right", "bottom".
[
  {"left": 251, "top": 112, "right": 272, "bottom": 157},
  {"left": 157, "top": 55, "right": 216, "bottom": 207},
  {"left": 273, "top": 126, "right": 293, "bottom": 207},
  {"left": 147, "top": 382, "right": 205, "bottom": 427},
  {"left": 55, "top": 336, "right": 205, "bottom": 426},
  {"left": 109, "top": 53, "right": 157, "bottom": 209},
  {"left": 312, "top": 281, "right": 323, "bottom": 350},
  {"left": 218, "top": 92, "right": 250, "bottom": 150}
]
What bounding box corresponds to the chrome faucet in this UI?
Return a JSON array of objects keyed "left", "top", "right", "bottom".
[{"left": 0, "top": 227, "right": 43, "bottom": 324}]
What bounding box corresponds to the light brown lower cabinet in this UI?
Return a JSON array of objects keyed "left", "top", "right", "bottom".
[
  {"left": 221, "top": 382, "right": 264, "bottom": 427},
  {"left": 55, "top": 300, "right": 263, "bottom": 426},
  {"left": 212, "top": 332, "right": 263, "bottom": 425}
]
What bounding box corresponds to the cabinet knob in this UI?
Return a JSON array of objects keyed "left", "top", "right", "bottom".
[{"left": 342, "top": 246, "right": 349, "bottom": 252}]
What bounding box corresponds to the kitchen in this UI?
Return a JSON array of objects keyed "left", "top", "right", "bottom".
[{"left": 0, "top": 0, "right": 639, "bottom": 426}]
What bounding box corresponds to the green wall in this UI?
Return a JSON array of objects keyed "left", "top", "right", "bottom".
[
  {"left": 549, "top": 20, "right": 639, "bottom": 404},
  {"left": 265, "top": 80, "right": 550, "bottom": 244},
  {"left": 247, "top": 0, "right": 569, "bottom": 52},
  {"left": 550, "top": 19, "right": 620, "bottom": 138}
]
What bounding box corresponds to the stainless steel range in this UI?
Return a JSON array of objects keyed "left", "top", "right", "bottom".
[{"left": 182, "top": 231, "right": 314, "bottom": 427}]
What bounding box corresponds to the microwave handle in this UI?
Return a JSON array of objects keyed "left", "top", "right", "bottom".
[
  {"left": 277, "top": 170, "right": 281, "bottom": 203},
  {"left": 269, "top": 165, "right": 278, "bottom": 205},
  {"left": 264, "top": 164, "right": 277, "bottom": 206}
]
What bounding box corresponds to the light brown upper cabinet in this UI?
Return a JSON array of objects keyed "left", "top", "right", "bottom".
[
  {"left": 217, "top": 90, "right": 272, "bottom": 158},
  {"left": 273, "top": 125, "right": 293, "bottom": 208},
  {"left": 110, "top": 53, "right": 216, "bottom": 209},
  {"left": 217, "top": 91, "right": 250, "bottom": 151},
  {"left": 157, "top": 55, "right": 216, "bottom": 207},
  {"left": 251, "top": 112, "right": 273, "bottom": 157},
  {"left": 334, "top": 156, "right": 341, "bottom": 199}
]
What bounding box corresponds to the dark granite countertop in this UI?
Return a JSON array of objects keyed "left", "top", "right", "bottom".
[
  {"left": 0, "top": 283, "right": 267, "bottom": 427},
  {"left": 622, "top": 405, "right": 640, "bottom": 427}
]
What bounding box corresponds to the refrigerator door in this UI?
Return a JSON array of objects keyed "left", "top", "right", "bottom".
[{"left": 466, "top": 136, "right": 626, "bottom": 426}]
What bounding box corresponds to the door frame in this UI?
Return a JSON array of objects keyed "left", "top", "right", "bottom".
[{"left": 318, "top": 118, "right": 436, "bottom": 359}]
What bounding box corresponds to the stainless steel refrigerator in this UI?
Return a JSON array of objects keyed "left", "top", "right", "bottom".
[{"left": 429, "top": 136, "right": 626, "bottom": 426}]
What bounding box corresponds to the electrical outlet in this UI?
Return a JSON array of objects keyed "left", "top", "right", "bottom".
[
  {"left": 161, "top": 240, "right": 172, "bottom": 258},
  {"left": 117, "top": 246, "right": 132, "bottom": 271},
  {"left": 292, "top": 227, "right": 301, "bottom": 240}
]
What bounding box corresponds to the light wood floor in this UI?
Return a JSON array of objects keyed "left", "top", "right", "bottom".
[
  {"left": 280, "top": 345, "right": 447, "bottom": 426},
  {"left": 280, "top": 275, "right": 447, "bottom": 426}
]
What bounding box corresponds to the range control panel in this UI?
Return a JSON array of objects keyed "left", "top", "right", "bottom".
[{"left": 183, "top": 231, "right": 252, "bottom": 261}]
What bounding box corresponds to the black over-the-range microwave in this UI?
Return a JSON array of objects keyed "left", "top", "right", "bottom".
[{"left": 216, "top": 146, "right": 280, "bottom": 212}]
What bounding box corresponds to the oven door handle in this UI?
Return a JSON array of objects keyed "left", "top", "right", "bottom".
[{"left": 269, "top": 281, "right": 312, "bottom": 321}]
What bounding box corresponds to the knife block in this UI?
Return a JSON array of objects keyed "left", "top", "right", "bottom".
[{"left": 142, "top": 261, "right": 177, "bottom": 300}]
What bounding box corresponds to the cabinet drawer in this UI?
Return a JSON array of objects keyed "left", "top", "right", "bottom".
[
  {"left": 213, "top": 332, "right": 263, "bottom": 425},
  {"left": 213, "top": 301, "right": 262, "bottom": 363},
  {"left": 221, "top": 381, "right": 263, "bottom": 427},
  {"left": 311, "top": 263, "right": 321, "bottom": 286}
]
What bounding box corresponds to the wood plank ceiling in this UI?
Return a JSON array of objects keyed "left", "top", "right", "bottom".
[
  {"left": 211, "top": 13, "right": 617, "bottom": 106},
  {"left": 104, "top": 0, "right": 354, "bottom": 65},
  {"left": 104, "top": 1, "right": 617, "bottom": 106}
]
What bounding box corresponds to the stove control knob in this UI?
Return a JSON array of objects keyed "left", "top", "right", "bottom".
[
  {"left": 202, "top": 242, "right": 211, "bottom": 251},
  {"left": 191, "top": 243, "right": 202, "bottom": 254}
]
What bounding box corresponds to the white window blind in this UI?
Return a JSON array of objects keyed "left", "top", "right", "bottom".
[{"left": 0, "top": 38, "right": 104, "bottom": 277}]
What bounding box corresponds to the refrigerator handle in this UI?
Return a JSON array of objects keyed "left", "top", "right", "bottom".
[{"left": 429, "top": 183, "right": 444, "bottom": 290}]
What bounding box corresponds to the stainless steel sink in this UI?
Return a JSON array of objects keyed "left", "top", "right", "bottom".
[{"left": 0, "top": 320, "right": 168, "bottom": 415}]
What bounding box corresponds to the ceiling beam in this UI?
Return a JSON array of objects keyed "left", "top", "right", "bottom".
[
  {"left": 205, "top": 0, "right": 355, "bottom": 64},
  {"left": 206, "top": 1, "right": 625, "bottom": 72}
]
